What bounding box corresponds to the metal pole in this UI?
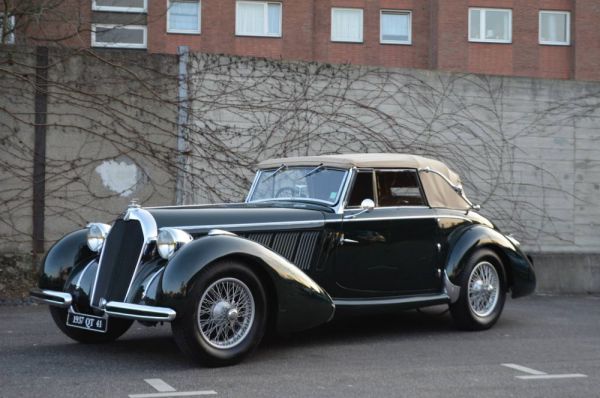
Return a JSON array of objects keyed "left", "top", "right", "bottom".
[
  {"left": 175, "top": 46, "right": 190, "bottom": 205},
  {"left": 32, "top": 46, "right": 48, "bottom": 257}
]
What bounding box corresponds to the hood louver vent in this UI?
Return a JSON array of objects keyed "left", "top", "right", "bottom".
[{"left": 244, "top": 231, "right": 320, "bottom": 271}]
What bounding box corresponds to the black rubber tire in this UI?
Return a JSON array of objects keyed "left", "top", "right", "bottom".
[
  {"left": 171, "top": 260, "right": 267, "bottom": 367},
  {"left": 49, "top": 306, "right": 132, "bottom": 344},
  {"left": 450, "top": 249, "right": 506, "bottom": 331}
]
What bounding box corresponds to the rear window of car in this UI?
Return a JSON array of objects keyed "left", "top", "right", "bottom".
[{"left": 375, "top": 170, "right": 426, "bottom": 207}]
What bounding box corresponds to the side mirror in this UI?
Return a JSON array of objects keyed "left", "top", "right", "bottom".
[
  {"left": 360, "top": 198, "right": 375, "bottom": 212},
  {"left": 344, "top": 198, "right": 375, "bottom": 219}
]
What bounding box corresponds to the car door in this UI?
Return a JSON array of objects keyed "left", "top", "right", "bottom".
[{"left": 334, "top": 169, "right": 441, "bottom": 297}]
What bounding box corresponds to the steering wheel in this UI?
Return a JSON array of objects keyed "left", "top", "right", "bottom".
[{"left": 275, "top": 187, "right": 296, "bottom": 198}]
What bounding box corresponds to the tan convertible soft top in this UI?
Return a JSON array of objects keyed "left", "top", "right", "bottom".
[{"left": 257, "top": 153, "right": 470, "bottom": 210}]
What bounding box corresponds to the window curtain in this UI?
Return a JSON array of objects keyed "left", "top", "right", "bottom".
[
  {"left": 332, "top": 9, "right": 362, "bottom": 41},
  {"left": 542, "top": 13, "right": 566, "bottom": 42},
  {"left": 381, "top": 13, "right": 409, "bottom": 42},
  {"left": 170, "top": 1, "right": 199, "bottom": 31},
  {"left": 237, "top": 2, "right": 265, "bottom": 35},
  {"left": 267, "top": 3, "right": 281, "bottom": 35}
]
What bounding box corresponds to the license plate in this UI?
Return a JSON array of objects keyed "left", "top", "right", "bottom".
[{"left": 67, "top": 309, "right": 107, "bottom": 333}]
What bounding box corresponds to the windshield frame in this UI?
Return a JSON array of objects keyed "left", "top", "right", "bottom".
[{"left": 246, "top": 166, "right": 350, "bottom": 207}]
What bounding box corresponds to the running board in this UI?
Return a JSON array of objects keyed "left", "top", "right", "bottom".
[{"left": 333, "top": 293, "right": 450, "bottom": 309}]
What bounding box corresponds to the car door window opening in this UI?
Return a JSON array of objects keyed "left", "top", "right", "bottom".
[{"left": 376, "top": 169, "right": 426, "bottom": 207}]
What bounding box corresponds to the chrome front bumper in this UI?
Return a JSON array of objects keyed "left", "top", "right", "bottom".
[{"left": 30, "top": 289, "right": 176, "bottom": 322}]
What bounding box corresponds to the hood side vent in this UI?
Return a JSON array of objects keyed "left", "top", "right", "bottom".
[{"left": 244, "top": 231, "right": 320, "bottom": 271}]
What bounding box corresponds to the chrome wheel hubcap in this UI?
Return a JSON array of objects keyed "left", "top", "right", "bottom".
[
  {"left": 197, "top": 277, "right": 255, "bottom": 349},
  {"left": 467, "top": 261, "right": 500, "bottom": 317}
]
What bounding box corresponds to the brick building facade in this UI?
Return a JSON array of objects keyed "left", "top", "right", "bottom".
[{"left": 2, "top": 0, "right": 600, "bottom": 79}]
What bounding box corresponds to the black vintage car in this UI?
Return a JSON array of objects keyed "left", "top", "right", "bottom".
[{"left": 31, "top": 154, "right": 536, "bottom": 366}]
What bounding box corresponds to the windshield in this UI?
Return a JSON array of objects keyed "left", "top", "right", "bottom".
[{"left": 248, "top": 166, "right": 348, "bottom": 205}]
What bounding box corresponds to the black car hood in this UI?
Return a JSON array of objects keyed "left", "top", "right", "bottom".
[{"left": 145, "top": 203, "right": 328, "bottom": 234}]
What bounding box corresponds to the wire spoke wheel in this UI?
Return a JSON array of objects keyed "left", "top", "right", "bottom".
[
  {"left": 197, "top": 277, "right": 255, "bottom": 349},
  {"left": 467, "top": 261, "right": 500, "bottom": 317}
]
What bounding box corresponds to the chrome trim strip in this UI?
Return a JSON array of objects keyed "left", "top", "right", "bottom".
[
  {"left": 124, "top": 207, "right": 158, "bottom": 243},
  {"left": 123, "top": 242, "right": 148, "bottom": 302},
  {"left": 175, "top": 219, "right": 325, "bottom": 232},
  {"left": 140, "top": 268, "right": 163, "bottom": 300},
  {"left": 328, "top": 214, "right": 471, "bottom": 223},
  {"left": 75, "top": 260, "right": 96, "bottom": 290},
  {"left": 29, "top": 289, "right": 73, "bottom": 308},
  {"left": 104, "top": 302, "right": 176, "bottom": 322},
  {"left": 245, "top": 170, "right": 262, "bottom": 202},
  {"left": 208, "top": 229, "right": 238, "bottom": 236},
  {"left": 444, "top": 272, "right": 461, "bottom": 303},
  {"left": 333, "top": 293, "right": 450, "bottom": 307}
]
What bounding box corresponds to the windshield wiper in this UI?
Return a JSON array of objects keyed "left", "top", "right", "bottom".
[
  {"left": 262, "top": 164, "right": 287, "bottom": 182},
  {"left": 298, "top": 164, "right": 324, "bottom": 179}
]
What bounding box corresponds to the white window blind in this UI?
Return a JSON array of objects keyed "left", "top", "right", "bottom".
[
  {"left": 539, "top": 11, "right": 570, "bottom": 45},
  {"left": 469, "top": 8, "right": 511, "bottom": 43},
  {"left": 331, "top": 8, "right": 363, "bottom": 42},
  {"left": 380, "top": 11, "right": 411, "bottom": 44},
  {"left": 168, "top": 0, "right": 201, "bottom": 33},
  {"left": 92, "top": 0, "right": 147, "bottom": 13},
  {"left": 236, "top": 1, "right": 281, "bottom": 37}
]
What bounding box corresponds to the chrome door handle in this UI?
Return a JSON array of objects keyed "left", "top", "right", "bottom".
[{"left": 340, "top": 237, "right": 359, "bottom": 245}]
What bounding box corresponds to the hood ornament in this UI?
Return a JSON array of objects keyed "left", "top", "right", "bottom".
[{"left": 128, "top": 198, "right": 141, "bottom": 209}]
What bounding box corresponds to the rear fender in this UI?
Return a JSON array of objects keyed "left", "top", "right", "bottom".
[
  {"left": 445, "top": 225, "right": 536, "bottom": 298},
  {"left": 160, "top": 234, "right": 335, "bottom": 333}
]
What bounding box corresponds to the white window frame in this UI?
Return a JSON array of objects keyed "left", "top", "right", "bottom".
[
  {"left": 167, "top": 0, "right": 201, "bottom": 34},
  {"left": 331, "top": 7, "right": 364, "bottom": 43},
  {"left": 380, "top": 10, "right": 412, "bottom": 45},
  {"left": 92, "top": 0, "right": 147, "bottom": 13},
  {"left": 539, "top": 10, "right": 570, "bottom": 46},
  {"left": 91, "top": 24, "right": 147, "bottom": 49},
  {"left": 468, "top": 7, "right": 512, "bottom": 44},
  {"left": 235, "top": 1, "right": 282, "bottom": 38},
  {"left": 0, "top": 14, "right": 16, "bottom": 44}
]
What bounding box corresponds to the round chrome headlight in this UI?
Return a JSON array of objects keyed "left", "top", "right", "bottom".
[
  {"left": 157, "top": 228, "right": 193, "bottom": 260},
  {"left": 87, "top": 223, "right": 111, "bottom": 252}
]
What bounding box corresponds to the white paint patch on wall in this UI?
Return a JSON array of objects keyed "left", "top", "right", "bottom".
[{"left": 95, "top": 160, "right": 139, "bottom": 197}]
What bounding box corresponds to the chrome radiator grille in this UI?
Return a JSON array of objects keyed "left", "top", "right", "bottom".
[
  {"left": 91, "top": 219, "right": 145, "bottom": 307},
  {"left": 244, "top": 231, "right": 320, "bottom": 270}
]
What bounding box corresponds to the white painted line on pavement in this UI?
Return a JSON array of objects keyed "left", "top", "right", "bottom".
[
  {"left": 501, "top": 363, "right": 547, "bottom": 375},
  {"left": 516, "top": 374, "right": 588, "bottom": 380},
  {"left": 128, "top": 391, "right": 217, "bottom": 398},
  {"left": 502, "top": 363, "right": 588, "bottom": 381},
  {"left": 144, "top": 379, "right": 177, "bottom": 393}
]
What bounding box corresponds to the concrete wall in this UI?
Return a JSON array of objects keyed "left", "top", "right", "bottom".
[
  {"left": 185, "top": 53, "right": 600, "bottom": 292},
  {"left": 0, "top": 46, "right": 179, "bottom": 298}
]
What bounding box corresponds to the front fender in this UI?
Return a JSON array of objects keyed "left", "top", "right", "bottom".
[
  {"left": 160, "top": 234, "right": 335, "bottom": 333},
  {"left": 38, "top": 229, "right": 96, "bottom": 292},
  {"left": 445, "top": 225, "right": 536, "bottom": 298}
]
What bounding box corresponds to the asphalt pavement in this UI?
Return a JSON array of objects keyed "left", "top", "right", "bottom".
[{"left": 1, "top": 295, "right": 598, "bottom": 398}]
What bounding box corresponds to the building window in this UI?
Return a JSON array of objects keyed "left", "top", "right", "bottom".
[
  {"left": 380, "top": 10, "right": 411, "bottom": 45},
  {"left": 92, "top": 0, "right": 147, "bottom": 13},
  {"left": 91, "top": 24, "right": 147, "bottom": 49},
  {"left": 468, "top": 8, "right": 512, "bottom": 43},
  {"left": 235, "top": 1, "right": 282, "bottom": 37},
  {"left": 539, "top": 11, "right": 570, "bottom": 45},
  {"left": 0, "top": 14, "right": 15, "bottom": 44},
  {"left": 167, "top": 0, "right": 201, "bottom": 34},
  {"left": 331, "top": 8, "right": 363, "bottom": 43}
]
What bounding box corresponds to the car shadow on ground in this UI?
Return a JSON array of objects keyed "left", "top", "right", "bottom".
[
  {"left": 264, "top": 306, "right": 456, "bottom": 349},
  {"left": 17, "top": 305, "right": 518, "bottom": 370}
]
